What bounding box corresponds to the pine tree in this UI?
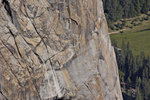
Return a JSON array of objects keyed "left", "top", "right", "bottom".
[
  {"left": 148, "top": 0, "right": 150, "bottom": 10},
  {"left": 103, "top": 0, "right": 150, "bottom": 23},
  {"left": 136, "top": 88, "right": 143, "bottom": 100},
  {"left": 141, "top": 0, "right": 149, "bottom": 13},
  {"left": 123, "top": 0, "right": 132, "bottom": 18},
  {"left": 129, "top": 2, "right": 137, "bottom": 17},
  {"left": 120, "top": 40, "right": 126, "bottom": 72},
  {"left": 134, "top": 0, "right": 141, "bottom": 15}
]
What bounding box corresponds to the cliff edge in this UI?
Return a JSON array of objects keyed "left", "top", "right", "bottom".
[{"left": 0, "top": 0, "right": 122, "bottom": 100}]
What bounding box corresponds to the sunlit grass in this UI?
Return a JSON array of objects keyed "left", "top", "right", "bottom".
[{"left": 110, "top": 18, "right": 150, "bottom": 56}]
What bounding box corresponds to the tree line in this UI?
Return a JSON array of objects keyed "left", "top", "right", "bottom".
[
  {"left": 112, "top": 40, "right": 150, "bottom": 100},
  {"left": 103, "top": 0, "right": 150, "bottom": 27}
]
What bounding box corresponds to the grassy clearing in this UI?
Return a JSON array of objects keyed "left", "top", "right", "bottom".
[{"left": 110, "top": 15, "right": 150, "bottom": 56}]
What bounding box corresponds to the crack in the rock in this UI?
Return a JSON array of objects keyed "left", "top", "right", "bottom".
[
  {"left": 23, "top": 2, "right": 49, "bottom": 53},
  {"left": 20, "top": 35, "right": 44, "bottom": 64},
  {"left": 99, "top": 51, "right": 105, "bottom": 61},
  {"left": 83, "top": 82, "right": 96, "bottom": 100},
  {"left": 44, "top": 46, "right": 68, "bottom": 64},
  {"left": 33, "top": 51, "right": 43, "bottom": 64},
  {"left": 2, "top": 0, "right": 21, "bottom": 31},
  {"left": 2, "top": 0, "right": 12, "bottom": 20},
  {"left": 65, "top": 18, "right": 78, "bottom": 25},
  {"left": 7, "top": 27, "right": 16, "bottom": 37},
  {"left": 32, "top": 79, "right": 42, "bottom": 100},
  {"left": 26, "top": 65, "right": 42, "bottom": 100},
  {"left": 0, "top": 90, "right": 8, "bottom": 100},
  {"left": 5, "top": 29, "right": 24, "bottom": 59},
  {"left": 33, "top": 39, "right": 42, "bottom": 51},
  {"left": 0, "top": 40, "right": 26, "bottom": 73},
  {"left": 7, "top": 29, "right": 23, "bottom": 59},
  {"left": 14, "top": 38, "right": 23, "bottom": 58},
  {"left": 30, "top": 21, "right": 49, "bottom": 51},
  {"left": 1, "top": 40, "right": 16, "bottom": 55},
  {"left": 0, "top": 51, "right": 23, "bottom": 88}
]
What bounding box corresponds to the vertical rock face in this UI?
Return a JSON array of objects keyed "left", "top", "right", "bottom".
[{"left": 0, "top": 0, "right": 122, "bottom": 100}]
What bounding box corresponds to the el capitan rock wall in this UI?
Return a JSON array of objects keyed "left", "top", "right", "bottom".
[{"left": 0, "top": 0, "right": 122, "bottom": 100}]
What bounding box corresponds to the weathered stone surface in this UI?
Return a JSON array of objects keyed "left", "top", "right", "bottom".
[{"left": 0, "top": 0, "right": 123, "bottom": 100}]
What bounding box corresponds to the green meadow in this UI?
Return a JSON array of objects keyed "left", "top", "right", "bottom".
[{"left": 110, "top": 16, "right": 150, "bottom": 56}]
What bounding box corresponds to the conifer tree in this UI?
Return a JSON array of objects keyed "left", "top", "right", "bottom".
[
  {"left": 134, "top": 0, "right": 141, "bottom": 15},
  {"left": 141, "top": 0, "right": 149, "bottom": 13},
  {"left": 136, "top": 88, "right": 143, "bottom": 100}
]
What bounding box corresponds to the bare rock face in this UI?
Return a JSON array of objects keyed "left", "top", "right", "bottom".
[{"left": 0, "top": 0, "right": 123, "bottom": 100}]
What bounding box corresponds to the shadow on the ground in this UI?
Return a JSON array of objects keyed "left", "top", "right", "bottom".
[{"left": 138, "top": 28, "right": 150, "bottom": 32}]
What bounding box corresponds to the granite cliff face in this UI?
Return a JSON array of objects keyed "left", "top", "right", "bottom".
[{"left": 0, "top": 0, "right": 122, "bottom": 100}]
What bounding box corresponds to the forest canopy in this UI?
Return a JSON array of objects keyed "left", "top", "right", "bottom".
[{"left": 103, "top": 0, "right": 150, "bottom": 27}]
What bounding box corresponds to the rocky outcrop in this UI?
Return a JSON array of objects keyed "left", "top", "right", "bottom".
[{"left": 0, "top": 0, "right": 123, "bottom": 100}]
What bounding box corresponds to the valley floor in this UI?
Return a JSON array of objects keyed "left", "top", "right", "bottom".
[{"left": 110, "top": 13, "right": 150, "bottom": 56}]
